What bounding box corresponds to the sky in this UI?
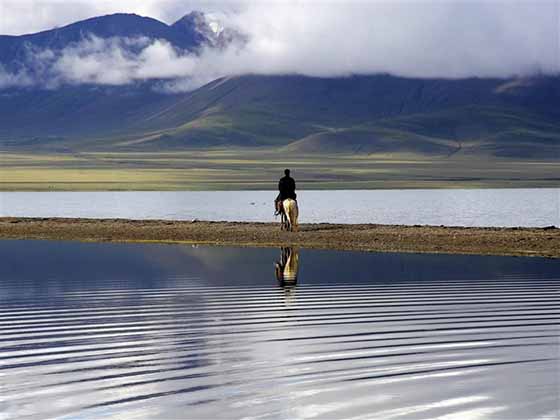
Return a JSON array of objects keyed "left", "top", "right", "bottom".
[
  {"left": 0, "top": 0, "right": 558, "bottom": 90},
  {"left": 0, "top": 0, "right": 232, "bottom": 35}
]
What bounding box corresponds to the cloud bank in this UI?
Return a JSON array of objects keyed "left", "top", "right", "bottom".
[{"left": 1, "top": 0, "right": 558, "bottom": 91}]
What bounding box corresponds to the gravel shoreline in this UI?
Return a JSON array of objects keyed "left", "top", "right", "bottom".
[{"left": 0, "top": 217, "right": 558, "bottom": 258}]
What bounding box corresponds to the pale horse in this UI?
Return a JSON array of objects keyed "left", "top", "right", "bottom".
[{"left": 281, "top": 198, "right": 299, "bottom": 232}]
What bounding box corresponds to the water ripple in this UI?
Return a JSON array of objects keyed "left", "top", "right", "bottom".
[{"left": 1, "top": 278, "right": 559, "bottom": 419}]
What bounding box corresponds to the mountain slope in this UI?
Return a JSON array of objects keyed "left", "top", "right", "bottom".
[
  {"left": 0, "top": 14, "right": 202, "bottom": 75},
  {"left": 0, "top": 10, "right": 245, "bottom": 84},
  {"left": 111, "top": 75, "right": 560, "bottom": 158},
  {"left": 285, "top": 106, "right": 560, "bottom": 158},
  {"left": 0, "top": 74, "right": 559, "bottom": 159},
  {"left": 1, "top": 11, "right": 559, "bottom": 159}
]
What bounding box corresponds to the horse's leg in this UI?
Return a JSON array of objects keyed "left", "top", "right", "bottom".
[
  {"left": 286, "top": 207, "right": 293, "bottom": 232},
  {"left": 285, "top": 201, "right": 296, "bottom": 232}
]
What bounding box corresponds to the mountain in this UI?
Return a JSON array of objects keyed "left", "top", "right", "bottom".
[
  {"left": 0, "top": 11, "right": 232, "bottom": 76},
  {"left": 0, "top": 13, "right": 559, "bottom": 159},
  {"left": 1, "top": 15, "right": 178, "bottom": 75},
  {"left": 172, "top": 11, "right": 245, "bottom": 49},
  {"left": 1, "top": 74, "right": 558, "bottom": 158}
]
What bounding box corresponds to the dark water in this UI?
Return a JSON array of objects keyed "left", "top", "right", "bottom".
[{"left": 1, "top": 240, "right": 559, "bottom": 419}]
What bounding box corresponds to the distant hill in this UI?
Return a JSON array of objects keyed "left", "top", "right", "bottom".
[
  {"left": 0, "top": 13, "right": 559, "bottom": 159},
  {"left": 1, "top": 74, "right": 558, "bottom": 158}
]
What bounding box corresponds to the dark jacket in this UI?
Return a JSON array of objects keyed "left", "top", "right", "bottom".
[{"left": 278, "top": 175, "right": 297, "bottom": 200}]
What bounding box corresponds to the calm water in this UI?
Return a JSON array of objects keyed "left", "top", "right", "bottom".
[
  {"left": 1, "top": 189, "right": 559, "bottom": 227},
  {"left": 1, "top": 240, "right": 559, "bottom": 419}
]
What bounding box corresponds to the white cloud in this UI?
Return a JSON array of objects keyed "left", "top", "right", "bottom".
[
  {"left": 0, "top": 0, "right": 558, "bottom": 91},
  {"left": 35, "top": 36, "right": 207, "bottom": 88},
  {"left": 223, "top": 0, "right": 560, "bottom": 78},
  {"left": 0, "top": 64, "right": 33, "bottom": 88}
]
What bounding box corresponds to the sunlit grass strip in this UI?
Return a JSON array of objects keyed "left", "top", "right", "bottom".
[{"left": 1, "top": 151, "right": 558, "bottom": 191}]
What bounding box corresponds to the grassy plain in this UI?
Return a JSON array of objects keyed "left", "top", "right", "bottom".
[{"left": 0, "top": 149, "right": 558, "bottom": 191}]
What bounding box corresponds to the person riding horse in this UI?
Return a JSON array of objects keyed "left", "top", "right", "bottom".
[{"left": 275, "top": 169, "right": 297, "bottom": 216}]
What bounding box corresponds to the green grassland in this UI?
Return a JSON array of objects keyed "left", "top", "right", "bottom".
[{"left": 1, "top": 150, "right": 558, "bottom": 191}]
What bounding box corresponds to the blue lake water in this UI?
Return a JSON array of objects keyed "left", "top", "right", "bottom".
[
  {"left": 0, "top": 188, "right": 559, "bottom": 227},
  {"left": 1, "top": 240, "right": 559, "bottom": 419}
]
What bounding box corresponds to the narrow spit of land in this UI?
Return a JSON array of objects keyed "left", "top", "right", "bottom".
[{"left": 1, "top": 218, "right": 558, "bottom": 258}]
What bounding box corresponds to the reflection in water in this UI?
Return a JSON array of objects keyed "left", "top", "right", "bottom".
[
  {"left": 275, "top": 247, "right": 299, "bottom": 305},
  {"left": 275, "top": 247, "right": 299, "bottom": 286},
  {"left": 1, "top": 240, "right": 559, "bottom": 419}
]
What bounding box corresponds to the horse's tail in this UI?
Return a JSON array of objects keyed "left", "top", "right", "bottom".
[{"left": 283, "top": 199, "right": 299, "bottom": 232}]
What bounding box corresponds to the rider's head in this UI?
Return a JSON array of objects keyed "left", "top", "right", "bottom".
[{"left": 284, "top": 169, "right": 290, "bottom": 176}]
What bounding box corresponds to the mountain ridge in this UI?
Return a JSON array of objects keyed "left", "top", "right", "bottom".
[
  {"left": 0, "top": 13, "right": 558, "bottom": 159},
  {"left": 0, "top": 11, "right": 226, "bottom": 77}
]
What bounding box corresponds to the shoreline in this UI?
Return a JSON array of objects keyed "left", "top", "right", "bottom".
[{"left": 1, "top": 218, "right": 559, "bottom": 258}]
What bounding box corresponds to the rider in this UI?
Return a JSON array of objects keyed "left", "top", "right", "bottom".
[{"left": 275, "top": 169, "right": 297, "bottom": 215}]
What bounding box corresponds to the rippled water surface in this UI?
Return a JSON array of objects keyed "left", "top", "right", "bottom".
[
  {"left": 1, "top": 188, "right": 559, "bottom": 227},
  {"left": 1, "top": 240, "right": 559, "bottom": 419}
]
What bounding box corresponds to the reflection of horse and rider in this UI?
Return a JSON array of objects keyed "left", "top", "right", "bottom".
[
  {"left": 274, "top": 247, "right": 299, "bottom": 287},
  {"left": 274, "top": 169, "right": 299, "bottom": 231}
]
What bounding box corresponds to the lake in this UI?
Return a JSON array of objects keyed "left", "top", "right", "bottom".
[
  {"left": 1, "top": 240, "right": 559, "bottom": 419},
  {"left": 1, "top": 188, "right": 559, "bottom": 227}
]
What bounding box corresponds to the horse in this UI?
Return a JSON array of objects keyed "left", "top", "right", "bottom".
[{"left": 281, "top": 198, "right": 299, "bottom": 232}]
